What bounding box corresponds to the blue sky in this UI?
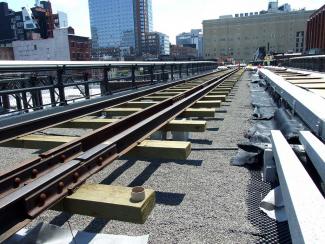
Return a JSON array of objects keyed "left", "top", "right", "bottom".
[{"left": 4, "top": 0, "right": 324, "bottom": 43}]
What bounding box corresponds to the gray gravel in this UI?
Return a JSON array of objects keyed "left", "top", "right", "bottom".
[{"left": 1, "top": 71, "right": 260, "bottom": 243}]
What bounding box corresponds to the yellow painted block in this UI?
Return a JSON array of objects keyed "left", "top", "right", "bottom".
[
  {"left": 181, "top": 108, "right": 215, "bottom": 117},
  {"left": 125, "top": 140, "right": 191, "bottom": 160},
  {"left": 54, "top": 184, "right": 155, "bottom": 224},
  {"left": 191, "top": 100, "right": 221, "bottom": 108}
]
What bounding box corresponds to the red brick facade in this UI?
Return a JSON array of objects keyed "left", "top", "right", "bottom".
[{"left": 306, "top": 5, "right": 325, "bottom": 50}]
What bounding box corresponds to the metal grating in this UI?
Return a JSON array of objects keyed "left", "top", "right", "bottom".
[{"left": 247, "top": 169, "right": 292, "bottom": 244}]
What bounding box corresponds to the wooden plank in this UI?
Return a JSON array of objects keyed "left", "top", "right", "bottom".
[
  {"left": 309, "top": 89, "right": 325, "bottom": 98},
  {"left": 2, "top": 134, "right": 77, "bottom": 150},
  {"left": 208, "top": 91, "right": 230, "bottom": 95},
  {"left": 104, "top": 108, "right": 141, "bottom": 116},
  {"left": 124, "top": 140, "right": 191, "bottom": 160},
  {"left": 54, "top": 184, "right": 155, "bottom": 224},
  {"left": 118, "top": 101, "right": 157, "bottom": 108},
  {"left": 162, "top": 120, "right": 206, "bottom": 132},
  {"left": 153, "top": 92, "right": 181, "bottom": 96},
  {"left": 104, "top": 108, "right": 215, "bottom": 118},
  {"left": 289, "top": 80, "right": 325, "bottom": 84},
  {"left": 140, "top": 96, "right": 170, "bottom": 101},
  {"left": 58, "top": 117, "right": 119, "bottom": 129},
  {"left": 181, "top": 108, "right": 215, "bottom": 117},
  {"left": 214, "top": 87, "right": 232, "bottom": 91},
  {"left": 202, "top": 95, "right": 227, "bottom": 101},
  {"left": 59, "top": 118, "right": 206, "bottom": 132},
  {"left": 191, "top": 100, "right": 221, "bottom": 108},
  {"left": 166, "top": 89, "right": 190, "bottom": 92},
  {"left": 285, "top": 77, "right": 322, "bottom": 80},
  {"left": 297, "top": 83, "right": 325, "bottom": 89},
  {"left": 5, "top": 135, "right": 191, "bottom": 160}
]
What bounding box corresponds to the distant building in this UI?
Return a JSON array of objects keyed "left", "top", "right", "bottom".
[
  {"left": 89, "top": 0, "right": 153, "bottom": 57},
  {"left": 68, "top": 27, "right": 91, "bottom": 61},
  {"left": 142, "top": 32, "right": 170, "bottom": 59},
  {"left": 306, "top": 4, "right": 325, "bottom": 54},
  {"left": 170, "top": 45, "right": 197, "bottom": 60},
  {"left": 12, "top": 27, "right": 90, "bottom": 61},
  {"left": 176, "top": 29, "right": 203, "bottom": 58},
  {"left": 0, "top": 1, "right": 69, "bottom": 45},
  {"left": 0, "top": 2, "right": 25, "bottom": 44},
  {"left": 203, "top": 2, "right": 314, "bottom": 62},
  {"left": 30, "top": 1, "right": 55, "bottom": 39},
  {"left": 0, "top": 47, "right": 14, "bottom": 60},
  {"left": 54, "top": 11, "right": 68, "bottom": 28}
]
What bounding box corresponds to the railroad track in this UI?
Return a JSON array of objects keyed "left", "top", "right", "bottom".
[{"left": 0, "top": 68, "right": 243, "bottom": 241}]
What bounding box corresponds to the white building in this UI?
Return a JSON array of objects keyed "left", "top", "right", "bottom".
[
  {"left": 176, "top": 29, "right": 203, "bottom": 58},
  {"left": 12, "top": 28, "right": 70, "bottom": 61},
  {"left": 57, "top": 11, "right": 68, "bottom": 28}
]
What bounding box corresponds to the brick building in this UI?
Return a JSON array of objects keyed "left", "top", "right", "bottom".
[
  {"left": 68, "top": 27, "right": 91, "bottom": 61},
  {"left": 306, "top": 4, "right": 325, "bottom": 53}
]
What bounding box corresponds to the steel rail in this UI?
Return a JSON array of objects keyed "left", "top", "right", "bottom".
[
  {"left": 0, "top": 68, "right": 239, "bottom": 241},
  {"left": 0, "top": 71, "right": 219, "bottom": 144}
]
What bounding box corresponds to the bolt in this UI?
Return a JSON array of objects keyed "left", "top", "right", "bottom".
[
  {"left": 31, "top": 169, "right": 38, "bottom": 178},
  {"left": 98, "top": 156, "right": 103, "bottom": 165},
  {"left": 73, "top": 172, "right": 79, "bottom": 182},
  {"left": 39, "top": 193, "right": 47, "bottom": 206},
  {"left": 61, "top": 154, "right": 66, "bottom": 162},
  {"left": 14, "top": 177, "right": 21, "bottom": 188},
  {"left": 58, "top": 181, "right": 65, "bottom": 192}
]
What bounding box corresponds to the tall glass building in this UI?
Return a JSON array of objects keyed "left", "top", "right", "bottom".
[{"left": 89, "top": 0, "right": 153, "bottom": 57}]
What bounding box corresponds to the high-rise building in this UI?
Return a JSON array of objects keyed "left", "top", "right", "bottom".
[
  {"left": 203, "top": 3, "right": 314, "bottom": 62},
  {"left": 176, "top": 29, "right": 203, "bottom": 58},
  {"left": 142, "top": 32, "right": 169, "bottom": 59},
  {"left": 88, "top": 0, "right": 153, "bottom": 57}
]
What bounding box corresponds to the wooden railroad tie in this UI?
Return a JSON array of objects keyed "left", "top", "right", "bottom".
[
  {"left": 53, "top": 184, "right": 155, "bottom": 224},
  {"left": 103, "top": 107, "right": 216, "bottom": 118},
  {"left": 3, "top": 135, "right": 192, "bottom": 160},
  {"left": 57, "top": 117, "right": 206, "bottom": 132}
]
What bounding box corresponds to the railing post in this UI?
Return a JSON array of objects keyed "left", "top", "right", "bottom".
[
  {"left": 186, "top": 64, "right": 189, "bottom": 76},
  {"left": 161, "top": 64, "right": 166, "bottom": 82},
  {"left": 150, "top": 65, "right": 154, "bottom": 84},
  {"left": 131, "top": 65, "right": 136, "bottom": 88},
  {"left": 83, "top": 72, "right": 90, "bottom": 99},
  {"left": 101, "top": 65, "right": 111, "bottom": 96},
  {"left": 171, "top": 64, "right": 174, "bottom": 81},
  {"left": 30, "top": 75, "right": 42, "bottom": 110},
  {"left": 15, "top": 94, "right": 22, "bottom": 111},
  {"left": 1, "top": 93, "right": 10, "bottom": 111},
  {"left": 48, "top": 76, "right": 56, "bottom": 107},
  {"left": 21, "top": 82, "right": 29, "bottom": 112},
  {"left": 179, "top": 64, "right": 182, "bottom": 79},
  {"left": 57, "top": 67, "right": 67, "bottom": 106}
]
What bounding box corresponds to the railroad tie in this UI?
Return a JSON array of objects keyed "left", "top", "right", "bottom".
[
  {"left": 53, "top": 184, "right": 155, "bottom": 224},
  {"left": 3, "top": 135, "right": 192, "bottom": 160},
  {"left": 57, "top": 117, "right": 206, "bottom": 132}
]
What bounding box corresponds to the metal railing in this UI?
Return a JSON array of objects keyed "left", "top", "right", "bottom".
[
  {"left": 0, "top": 61, "right": 217, "bottom": 115},
  {"left": 278, "top": 55, "right": 325, "bottom": 72}
]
